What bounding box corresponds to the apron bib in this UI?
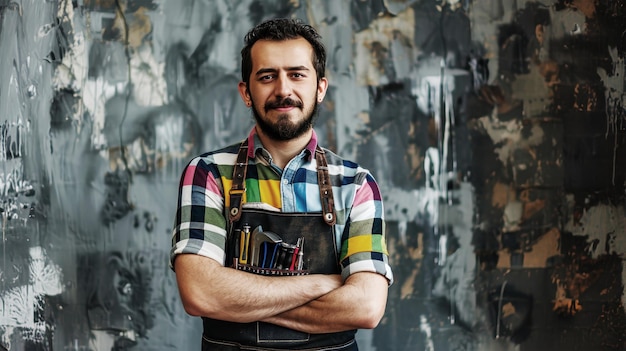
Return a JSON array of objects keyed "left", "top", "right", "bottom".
[{"left": 201, "top": 141, "right": 357, "bottom": 350}]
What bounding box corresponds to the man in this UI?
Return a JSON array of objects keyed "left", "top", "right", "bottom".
[{"left": 170, "top": 18, "right": 393, "bottom": 351}]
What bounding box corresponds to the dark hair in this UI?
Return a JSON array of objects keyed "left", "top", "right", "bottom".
[{"left": 241, "top": 18, "right": 326, "bottom": 84}]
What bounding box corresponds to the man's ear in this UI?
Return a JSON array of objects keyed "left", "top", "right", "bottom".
[
  {"left": 317, "top": 77, "right": 329, "bottom": 103},
  {"left": 238, "top": 81, "right": 251, "bottom": 106}
]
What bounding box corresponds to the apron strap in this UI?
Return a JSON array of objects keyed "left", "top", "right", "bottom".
[
  {"left": 229, "top": 140, "right": 249, "bottom": 223},
  {"left": 315, "top": 146, "right": 336, "bottom": 226},
  {"left": 228, "top": 140, "right": 336, "bottom": 226}
]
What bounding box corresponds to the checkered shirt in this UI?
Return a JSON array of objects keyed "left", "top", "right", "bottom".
[{"left": 170, "top": 128, "right": 393, "bottom": 284}]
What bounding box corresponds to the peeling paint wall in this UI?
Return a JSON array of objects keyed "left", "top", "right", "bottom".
[{"left": 0, "top": 0, "right": 625, "bottom": 350}]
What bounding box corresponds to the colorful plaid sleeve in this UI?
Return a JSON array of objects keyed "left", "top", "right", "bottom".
[
  {"left": 170, "top": 155, "right": 229, "bottom": 269},
  {"left": 336, "top": 166, "right": 393, "bottom": 285}
]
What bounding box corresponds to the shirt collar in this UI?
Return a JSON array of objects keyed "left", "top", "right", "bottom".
[{"left": 246, "top": 127, "right": 318, "bottom": 161}]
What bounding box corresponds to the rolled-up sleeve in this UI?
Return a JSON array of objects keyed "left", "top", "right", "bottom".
[
  {"left": 170, "top": 156, "right": 228, "bottom": 270},
  {"left": 339, "top": 172, "right": 393, "bottom": 285}
]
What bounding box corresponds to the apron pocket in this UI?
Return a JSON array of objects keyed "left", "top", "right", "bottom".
[{"left": 256, "top": 322, "right": 310, "bottom": 343}]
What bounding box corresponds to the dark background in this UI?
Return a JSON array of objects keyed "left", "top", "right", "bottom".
[{"left": 0, "top": 0, "right": 625, "bottom": 350}]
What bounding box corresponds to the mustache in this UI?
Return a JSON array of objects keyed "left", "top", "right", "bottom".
[{"left": 264, "top": 97, "right": 303, "bottom": 110}]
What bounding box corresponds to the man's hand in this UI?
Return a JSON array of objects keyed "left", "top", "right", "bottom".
[
  {"left": 262, "top": 271, "right": 389, "bottom": 333},
  {"left": 174, "top": 254, "right": 343, "bottom": 323}
]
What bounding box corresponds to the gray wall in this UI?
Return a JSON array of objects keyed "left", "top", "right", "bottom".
[{"left": 1, "top": 0, "right": 625, "bottom": 350}]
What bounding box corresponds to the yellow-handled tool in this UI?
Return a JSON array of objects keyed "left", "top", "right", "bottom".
[{"left": 239, "top": 224, "right": 251, "bottom": 264}]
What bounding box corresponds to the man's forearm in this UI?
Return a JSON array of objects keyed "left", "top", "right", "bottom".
[
  {"left": 262, "top": 272, "right": 389, "bottom": 333},
  {"left": 175, "top": 254, "right": 342, "bottom": 323}
]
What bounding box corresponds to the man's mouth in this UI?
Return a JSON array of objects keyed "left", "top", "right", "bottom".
[{"left": 265, "top": 98, "right": 303, "bottom": 111}]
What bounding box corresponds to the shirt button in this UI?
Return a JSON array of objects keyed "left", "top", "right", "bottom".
[{"left": 282, "top": 179, "right": 289, "bottom": 185}]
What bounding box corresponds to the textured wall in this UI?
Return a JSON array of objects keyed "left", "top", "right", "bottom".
[{"left": 0, "top": 0, "right": 625, "bottom": 350}]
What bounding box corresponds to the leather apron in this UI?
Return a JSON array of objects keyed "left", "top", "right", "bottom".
[{"left": 201, "top": 141, "right": 358, "bottom": 351}]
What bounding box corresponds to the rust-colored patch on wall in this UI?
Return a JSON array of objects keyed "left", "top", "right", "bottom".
[
  {"left": 90, "top": 0, "right": 154, "bottom": 48},
  {"left": 112, "top": 6, "right": 152, "bottom": 48},
  {"left": 519, "top": 189, "right": 545, "bottom": 220},
  {"left": 527, "top": 228, "right": 560, "bottom": 267},
  {"left": 553, "top": 283, "right": 583, "bottom": 316},
  {"left": 497, "top": 228, "right": 560, "bottom": 268},
  {"left": 492, "top": 182, "right": 513, "bottom": 209},
  {"left": 406, "top": 143, "right": 424, "bottom": 183},
  {"left": 551, "top": 254, "right": 606, "bottom": 316},
  {"left": 502, "top": 301, "right": 517, "bottom": 318},
  {"left": 568, "top": 0, "right": 596, "bottom": 18},
  {"left": 354, "top": 9, "right": 415, "bottom": 86},
  {"left": 573, "top": 83, "right": 599, "bottom": 112}
]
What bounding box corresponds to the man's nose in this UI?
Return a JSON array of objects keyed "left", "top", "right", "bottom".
[{"left": 274, "top": 74, "right": 292, "bottom": 98}]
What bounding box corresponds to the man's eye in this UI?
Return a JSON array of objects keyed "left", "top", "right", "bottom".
[{"left": 258, "top": 74, "right": 277, "bottom": 81}]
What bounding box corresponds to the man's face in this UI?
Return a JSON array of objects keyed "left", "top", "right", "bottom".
[{"left": 239, "top": 38, "right": 328, "bottom": 141}]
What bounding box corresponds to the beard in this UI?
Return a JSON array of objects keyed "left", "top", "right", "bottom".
[{"left": 251, "top": 95, "right": 319, "bottom": 141}]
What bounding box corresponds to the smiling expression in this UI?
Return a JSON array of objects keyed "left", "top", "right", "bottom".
[{"left": 239, "top": 37, "right": 328, "bottom": 141}]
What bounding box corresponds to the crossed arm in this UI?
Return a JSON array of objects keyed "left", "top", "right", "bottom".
[{"left": 174, "top": 254, "right": 389, "bottom": 333}]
